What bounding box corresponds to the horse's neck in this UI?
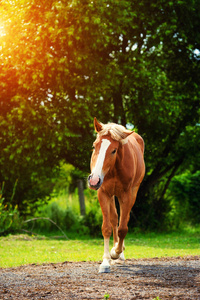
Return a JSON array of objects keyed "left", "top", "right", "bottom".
[{"left": 115, "top": 142, "right": 135, "bottom": 178}]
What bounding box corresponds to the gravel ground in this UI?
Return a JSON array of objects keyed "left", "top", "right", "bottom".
[{"left": 0, "top": 256, "right": 200, "bottom": 299}]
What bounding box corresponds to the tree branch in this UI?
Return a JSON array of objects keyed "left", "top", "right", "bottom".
[
  {"left": 160, "top": 158, "right": 183, "bottom": 200},
  {"left": 23, "top": 217, "right": 69, "bottom": 239}
]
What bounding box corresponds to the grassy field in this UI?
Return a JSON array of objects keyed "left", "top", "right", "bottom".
[{"left": 0, "top": 228, "right": 199, "bottom": 268}]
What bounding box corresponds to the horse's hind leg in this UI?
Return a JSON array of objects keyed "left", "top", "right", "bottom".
[
  {"left": 110, "top": 196, "right": 118, "bottom": 246},
  {"left": 110, "top": 197, "right": 125, "bottom": 264},
  {"left": 110, "top": 187, "right": 139, "bottom": 260},
  {"left": 110, "top": 205, "right": 129, "bottom": 260}
]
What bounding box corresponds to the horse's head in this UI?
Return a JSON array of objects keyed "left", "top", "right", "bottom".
[
  {"left": 88, "top": 118, "right": 133, "bottom": 190},
  {"left": 88, "top": 134, "right": 119, "bottom": 190}
]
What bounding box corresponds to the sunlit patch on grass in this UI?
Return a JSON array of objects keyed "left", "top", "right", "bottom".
[{"left": 0, "top": 228, "right": 199, "bottom": 268}]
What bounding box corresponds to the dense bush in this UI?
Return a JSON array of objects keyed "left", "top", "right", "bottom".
[
  {"left": 167, "top": 171, "right": 200, "bottom": 227},
  {"left": 0, "top": 182, "right": 21, "bottom": 235},
  {"left": 5, "top": 169, "right": 200, "bottom": 236},
  {"left": 23, "top": 188, "right": 103, "bottom": 237},
  {"left": 83, "top": 204, "right": 103, "bottom": 237},
  {"left": 28, "top": 201, "right": 84, "bottom": 234}
]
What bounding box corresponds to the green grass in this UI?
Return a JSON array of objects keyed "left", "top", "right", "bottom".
[{"left": 0, "top": 228, "right": 199, "bottom": 268}]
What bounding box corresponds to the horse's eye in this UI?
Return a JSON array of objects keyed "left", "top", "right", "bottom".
[{"left": 112, "top": 149, "right": 117, "bottom": 155}]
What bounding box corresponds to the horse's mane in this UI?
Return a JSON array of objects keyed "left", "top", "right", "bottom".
[{"left": 97, "top": 122, "right": 131, "bottom": 141}]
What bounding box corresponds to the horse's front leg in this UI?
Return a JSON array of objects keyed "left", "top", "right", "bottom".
[
  {"left": 98, "top": 189, "right": 112, "bottom": 273},
  {"left": 99, "top": 237, "right": 111, "bottom": 273}
]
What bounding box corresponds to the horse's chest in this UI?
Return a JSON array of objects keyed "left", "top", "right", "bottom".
[{"left": 103, "top": 174, "right": 129, "bottom": 197}]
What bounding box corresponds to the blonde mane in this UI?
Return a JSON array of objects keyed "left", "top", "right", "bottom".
[{"left": 97, "top": 122, "right": 131, "bottom": 141}]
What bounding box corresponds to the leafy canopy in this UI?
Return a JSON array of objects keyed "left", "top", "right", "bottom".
[{"left": 0, "top": 0, "right": 199, "bottom": 226}]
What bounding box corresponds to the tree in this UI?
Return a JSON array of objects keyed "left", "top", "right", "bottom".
[{"left": 0, "top": 0, "right": 199, "bottom": 227}]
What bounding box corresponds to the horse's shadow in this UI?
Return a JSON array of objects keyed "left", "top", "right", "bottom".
[{"left": 109, "top": 259, "right": 199, "bottom": 288}]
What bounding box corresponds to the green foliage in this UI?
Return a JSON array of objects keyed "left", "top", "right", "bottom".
[
  {"left": 31, "top": 201, "right": 88, "bottom": 236},
  {"left": 28, "top": 188, "right": 102, "bottom": 236},
  {"left": 83, "top": 202, "right": 103, "bottom": 237},
  {"left": 82, "top": 188, "right": 103, "bottom": 236},
  {"left": 168, "top": 171, "right": 200, "bottom": 227},
  {"left": 0, "top": 182, "right": 21, "bottom": 235},
  {"left": 0, "top": 0, "right": 199, "bottom": 230},
  {"left": 0, "top": 171, "right": 57, "bottom": 217},
  {"left": 53, "top": 163, "right": 75, "bottom": 193}
]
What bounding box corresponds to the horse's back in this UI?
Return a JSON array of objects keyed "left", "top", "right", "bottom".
[
  {"left": 127, "top": 132, "right": 145, "bottom": 187},
  {"left": 132, "top": 132, "right": 145, "bottom": 154}
]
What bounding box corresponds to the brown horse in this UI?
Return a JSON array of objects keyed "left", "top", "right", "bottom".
[{"left": 88, "top": 118, "right": 145, "bottom": 273}]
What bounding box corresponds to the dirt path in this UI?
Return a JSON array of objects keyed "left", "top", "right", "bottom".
[{"left": 0, "top": 256, "right": 200, "bottom": 299}]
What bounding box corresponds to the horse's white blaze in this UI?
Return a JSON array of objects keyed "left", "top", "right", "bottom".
[{"left": 92, "top": 139, "right": 111, "bottom": 178}]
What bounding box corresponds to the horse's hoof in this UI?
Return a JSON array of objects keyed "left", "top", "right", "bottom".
[
  {"left": 99, "top": 258, "right": 111, "bottom": 273},
  {"left": 111, "top": 252, "right": 125, "bottom": 265},
  {"left": 110, "top": 247, "right": 120, "bottom": 260},
  {"left": 99, "top": 265, "right": 110, "bottom": 273}
]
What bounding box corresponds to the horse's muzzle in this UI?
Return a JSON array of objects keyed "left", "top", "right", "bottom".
[{"left": 88, "top": 174, "right": 102, "bottom": 190}]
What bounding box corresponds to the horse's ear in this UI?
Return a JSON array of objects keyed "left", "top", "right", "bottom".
[
  {"left": 94, "top": 117, "right": 103, "bottom": 132},
  {"left": 120, "top": 130, "right": 134, "bottom": 145}
]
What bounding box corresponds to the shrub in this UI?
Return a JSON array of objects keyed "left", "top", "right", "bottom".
[
  {"left": 28, "top": 200, "right": 89, "bottom": 236},
  {"left": 83, "top": 199, "right": 103, "bottom": 237},
  {"left": 25, "top": 187, "right": 103, "bottom": 237},
  {"left": 83, "top": 210, "right": 102, "bottom": 237},
  {"left": 0, "top": 182, "right": 21, "bottom": 235},
  {"left": 167, "top": 171, "right": 200, "bottom": 227}
]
